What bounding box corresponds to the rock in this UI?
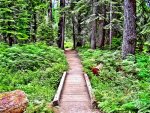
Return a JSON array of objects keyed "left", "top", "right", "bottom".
[{"left": 0, "top": 90, "right": 28, "bottom": 113}]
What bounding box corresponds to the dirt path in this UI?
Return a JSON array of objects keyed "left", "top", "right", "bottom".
[{"left": 59, "top": 50, "right": 92, "bottom": 113}]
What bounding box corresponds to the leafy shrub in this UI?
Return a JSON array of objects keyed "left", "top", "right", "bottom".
[
  {"left": 0, "top": 42, "right": 68, "bottom": 112},
  {"left": 111, "top": 37, "right": 122, "bottom": 49},
  {"left": 143, "top": 41, "right": 150, "bottom": 53},
  {"left": 136, "top": 53, "right": 150, "bottom": 78},
  {"left": 78, "top": 47, "right": 150, "bottom": 113},
  {"left": 64, "top": 41, "right": 73, "bottom": 48},
  {"left": 37, "top": 21, "right": 54, "bottom": 45}
]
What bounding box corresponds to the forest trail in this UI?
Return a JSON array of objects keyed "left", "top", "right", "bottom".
[{"left": 59, "top": 49, "right": 93, "bottom": 113}]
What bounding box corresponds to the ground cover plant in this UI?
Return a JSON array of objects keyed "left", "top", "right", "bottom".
[
  {"left": 0, "top": 42, "right": 68, "bottom": 112},
  {"left": 78, "top": 47, "right": 150, "bottom": 113}
]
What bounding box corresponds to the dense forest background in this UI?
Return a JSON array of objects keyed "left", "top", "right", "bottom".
[
  {"left": 0, "top": 0, "right": 150, "bottom": 54},
  {"left": 0, "top": 0, "right": 150, "bottom": 113}
]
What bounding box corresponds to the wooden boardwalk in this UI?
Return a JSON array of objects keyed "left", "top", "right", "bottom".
[{"left": 59, "top": 50, "right": 92, "bottom": 113}]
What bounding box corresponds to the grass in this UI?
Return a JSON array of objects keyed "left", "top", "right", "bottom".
[
  {"left": 0, "top": 42, "right": 68, "bottom": 112},
  {"left": 78, "top": 47, "right": 150, "bottom": 113}
]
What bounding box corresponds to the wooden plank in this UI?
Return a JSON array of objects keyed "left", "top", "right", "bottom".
[
  {"left": 84, "top": 73, "right": 97, "bottom": 108},
  {"left": 61, "top": 95, "right": 89, "bottom": 102},
  {"left": 52, "top": 72, "right": 67, "bottom": 106}
]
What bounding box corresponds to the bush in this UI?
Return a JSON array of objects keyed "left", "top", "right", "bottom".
[
  {"left": 143, "top": 41, "right": 150, "bottom": 53},
  {"left": 78, "top": 47, "right": 150, "bottom": 113},
  {"left": 0, "top": 42, "right": 68, "bottom": 112},
  {"left": 64, "top": 41, "right": 73, "bottom": 48},
  {"left": 37, "top": 21, "right": 54, "bottom": 45},
  {"left": 111, "top": 37, "right": 122, "bottom": 49},
  {"left": 136, "top": 53, "right": 150, "bottom": 78}
]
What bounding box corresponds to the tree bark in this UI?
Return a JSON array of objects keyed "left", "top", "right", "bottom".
[
  {"left": 122, "top": 0, "right": 136, "bottom": 59},
  {"left": 91, "top": 0, "right": 97, "bottom": 49},
  {"left": 3, "top": 36, "right": 7, "bottom": 43},
  {"left": 33, "top": 12, "right": 37, "bottom": 42},
  {"left": 58, "top": 0, "right": 65, "bottom": 49},
  {"left": 97, "top": 3, "right": 106, "bottom": 48},
  {"left": 8, "top": 21, "right": 13, "bottom": 46},
  {"left": 58, "top": 19, "right": 62, "bottom": 48},
  {"left": 72, "top": 17, "right": 76, "bottom": 49},
  {"left": 48, "top": 0, "right": 53, "bottom": 21},
  {"left": 61, "top": 13, "right": 65, "bottom": 49},
  {"left": 71, "top": 1, "right": 77, "bottom": 49},
  {"left": 8, "top": 37, "right": 13, "bottom": 46},
  {"left": 76, "top": 14, "right": 83, "bottom": 47},
  {"left": 109, "top": 1, "right": 113, "bottom": 49}
]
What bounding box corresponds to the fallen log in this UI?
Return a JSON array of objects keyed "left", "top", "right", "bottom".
[
  {"left": 91, "top": 63, "right": 103, "bottom": 75},
  {"left": 0, "top": 90, "right": 28, "bottom": 113}
]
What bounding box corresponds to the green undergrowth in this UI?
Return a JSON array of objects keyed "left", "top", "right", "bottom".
[
  {"left": 0, "top": 42, "right": 68, "bottom": 113},
  {"left": 78, "top": 47, "right": 150, "bottom": 113},
  {"left": 64, "top": 41, "right": 73, "bottom": 49}
]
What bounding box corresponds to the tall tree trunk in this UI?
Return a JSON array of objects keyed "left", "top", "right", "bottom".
[
  {"left": 71, "top": 1, "right": 77, "bottom": 49},
  {"left": 97, "top": 3, "right": 106, "bottom": 48},
  {"left": 58, "top": 0, "right": 65, "bottom": 49},
  {"left": 58, "top": 18, "right": 62, "bottom": 48},
  {"left": 91, "top": 0, "right": 97, "bottom": 49},
  {"left": 122, "top": 0, "right": 136, "bottom": 59},
  {"left": 8, "top": 37, "right": 13, "bottom": 46},
  {"left": 48, "top": 0, "right": 53, "bottom": 21},
  {"left": 72, "top": 17, "right": 76, "bottom": 49},
  {"left": 3, "top": 35, "right": 7, "bottom": 43},
  {"left": 91, "top": 22, "right": 97, "bottom": 49},
  {"left": 76, "top": 14, "right": 83, "bottom": 47},
  {"left": 8, "top": 21, "right": 13, "bottom": 46},
  {"left": 33, "top": 12, "right": 37, "bottom": 42},
  {"left": 109, "top": 1, "right": 113, "bottom": 49},
  {"left": 61, "top": 13, "right": 65, "bottom": 49}
]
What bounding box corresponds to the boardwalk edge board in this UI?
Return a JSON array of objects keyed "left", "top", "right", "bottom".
[
  {"left": 52, "top": 72, "right": 67, "bottom": 106},
  {"left": 84, "top": 73, "right": 97, "bottom": 109}
]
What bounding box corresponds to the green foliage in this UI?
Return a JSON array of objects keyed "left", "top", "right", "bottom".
[
  {"left": 64, "top": 41, "right": 73, "bottom": 49},
  {"left": 111, "top": 37, "right": 122, "bottom": 49},
  {"left": 0, "top": 42, "right": 68, "bottom": 112},
  {"left": 0, "top": 0, "right": 29, "bottom": 40},
  {"left": 25, "top": 102, "right": 53, "bottom": 113},
  {"left": 78, "top": 47, "right": 150, "bottom": 113},
  {"left": 137, "top": 0, "right": 150, "bottom": 52},
  {"left": 37, "top": 21, "right": 54, "bottom": 45},
  {"left": 136, "top": 53, "right": 150, "bottom": 78},
  {"left": 143, "top": 41, "right": 150, "bottom": 53},
  {"left": 0, "top": 0, "right": 55, "bottom": 45},
  {"left": 104, "top": 36, "right": 122, "bottom": 50}
]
